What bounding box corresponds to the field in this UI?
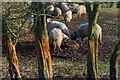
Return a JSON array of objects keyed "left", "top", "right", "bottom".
[{"left": 1, "top": 8, "right": 120, "bottom": 79}]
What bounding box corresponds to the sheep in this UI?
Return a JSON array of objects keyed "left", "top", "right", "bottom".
[
  {"left": 60, "top": 3, "right": 70, "bottom": 13},
  {"left": 73, "top": 4, "right": 86, "bottom": 18},
  {"left": 69, "top": 3, "right": 79, "bottom": 11},
  {"left": 49, "top": 28, "right": 69, "bottom": 52},
  {"left": 71, "top": 23, "right": 102, "bottom": 46},
  {"left": 63, "top": 10, "right": 72, "bottom": 24},
  {"left": 54, "top": 7, "right": 62, "bottom": 16},
  {"left": 59, "top": 3, "right": 72, "bottom": 24},
  {"left": 47, "top": 20, "right": 70, "bottom": 38}
]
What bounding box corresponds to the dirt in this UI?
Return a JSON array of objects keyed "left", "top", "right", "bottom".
[{"left": 1, "top": 11, "right": 119, "bottom": 79}]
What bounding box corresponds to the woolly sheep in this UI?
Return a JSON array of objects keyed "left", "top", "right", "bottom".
[
  {"left": 60, "top": 3, "right": 70, "bottom": 13},
  {"left": 47, "top": 20, "right": 70, "bottom": 37},
  {"left": 71, "top": 23, "right": 102, "bottom": 46},
  {"left": 73, "top": 5, "right": 86, "bottom": 18},
  {"left": 69, "top": 3, "right": 79, "bottom": 10},
  {"left": 54, "top": 7, "right": 62, "bottom": 16},
  {"left": 49, "top": 28, "right": 69, "bottom": 52},
  {"left": 64, "top": 10, "right": 72, "bottom": 24}
]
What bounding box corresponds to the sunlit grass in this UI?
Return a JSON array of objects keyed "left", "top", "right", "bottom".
[
  {"left": 53, "top": 58, "right": 119, "bottom": 78},
  {"left": 53, "top": 58, "right": 87, "bottom": 77},
  {"left": 100, "top": 8, "right": 118, "bottom": 13}
]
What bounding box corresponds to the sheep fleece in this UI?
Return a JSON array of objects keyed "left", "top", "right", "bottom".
[
  {"left": 49, "top": 28, "right": 68, "bottom": 51},
  {"left": 75, "top": 23, "right": 102, "bottom": 42},
  {"left": 47, "top": 21, "right": 70, "bottom": 37}
]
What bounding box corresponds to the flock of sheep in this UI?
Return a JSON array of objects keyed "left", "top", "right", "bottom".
[
  {"left": 46, "top": 2, "right": 87, "bottom": 23},
  {"left": 30, "top": 2, "right": 102, "bottom": 52},
  {"left": 45, "top": 2, "right": 102, "bottom": 52}
]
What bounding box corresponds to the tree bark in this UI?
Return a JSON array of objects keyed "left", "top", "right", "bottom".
[
  {"left": 110, "top": 41, "right": 120, "bottom": 80},
  {"left": 85, "top": 3, "right": 101, "bottom": 80},
  {"left": 33, "top": 2, "right": 52, "bottom": 79},
  {"left": 2, "top": 21, "right": 21, "bottom": 79},
  {"left": 2, "top": 36, "right": 21, "bottom": 79}
]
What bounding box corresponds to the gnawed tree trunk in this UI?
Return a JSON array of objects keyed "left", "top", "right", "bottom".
[
  {"left": 110, "top": 41, "right": 120, "bottom": 80},
  {"left": 2, "top": 23, "right": 21, "bottom": 79},
  {"left": 33, "top": 2, "right": 52, "bottom": 79},
  {"left": 117, "top": 2, "right": 120, "bottom": 8},
  {"left": 85, "top": 3, "right": 101, "bottom": 80}
]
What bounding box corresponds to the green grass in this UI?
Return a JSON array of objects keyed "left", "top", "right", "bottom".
[
  {"left": 53, "top": 58, "right": 120, "bottom": 78},
  {"left": 98, "top": 61, "right": 110, "bottom": 78},
  {"left": 100, "top": 8, "right": 118, "bottom": 13},
  {"left": 53, "top": 58, "right": 87, "bottom": 77}
]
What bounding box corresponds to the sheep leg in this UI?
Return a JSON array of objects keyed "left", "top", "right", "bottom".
[
  {"left": 57, "top": 39, "right": 62, "bottom": 52},
  {"left": 99, "top": 32, "right": 102, "bottom": 45},
  {"left": 81, "top": 37, "right": 84, "bottom": 46},
  {"left": 81, "top": 41, "right": 84, "bottom": 47},
  {"left": 53, "top": 40, "right": 57, "bottom": 52}
]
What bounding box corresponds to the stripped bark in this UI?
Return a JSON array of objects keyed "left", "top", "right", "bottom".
[
  {"left": 85, "top": 3, "right": 101, "bottom": 80},
  {"left": 2, "top": 32, "right": 21, "bottom": 79},
  {"left": 33, "top": 2, "right": 52, "bottom": 79}
]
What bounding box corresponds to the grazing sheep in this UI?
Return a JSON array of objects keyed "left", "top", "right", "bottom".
[
  {"left": 47, "top": 20, "right": 70, "bottom": 37},
  {"left": 49, "top": 28, "right": 69, "bottom": 52},
  {"left": 73, "top": 5, "right": 86, "bottom": 18},
  {"left": 54, "top": 7, "right": 62, "bottom": 16},
  {"left": 71, "top": 23, "right": 102, "bottom": 46},
  {"left": 64, "top": 10, "right": 72, "bottom": 24},
  {"left": 60, "top": 3, "right": 70, "bottom": 13},
  {"left": 69, "top": 3, "right": 79, "bottom": 11}
]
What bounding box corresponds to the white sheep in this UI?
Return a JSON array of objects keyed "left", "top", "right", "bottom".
[
  {"left": 54, "top": 7, "right": 62, "bottom": 16},
  {"left": 71, "top": 23, "right": 102, "bottom": 46},
  {"left": 47, "top": 20, "right": 70, "bottom": 37},
  {"left": 64, "top": 10, "right": 72, "bottom": 24},
  {"left": 60, "top": 3, "right": 70, "bottom": 13},
  {"left": 73, "top": 5, "right": 86, "bottom": 18},
  {"left": 69, "top": 3, "right": 79, "bottom": 11},
  {"left": 49, "top": 28, "right": 69, "bottom": 52}
]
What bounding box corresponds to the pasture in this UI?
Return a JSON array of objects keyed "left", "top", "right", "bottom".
[{"left": 1, "top": 8, "right": 120, "bottom": 79}]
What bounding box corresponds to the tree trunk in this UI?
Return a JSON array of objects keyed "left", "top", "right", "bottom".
[
  {"left": 85, "top": 3, "right": 101, "bottom": 80},
  {"left": 2, "top": 21, "right": 21, "bottom": 79},
  {"left": 33, "top": 2, "right": 52, "bottom": 79},
  {"left": 110, "top": 41, "right": 120, "bottom": 80},
  {"left": 3, "top": 37, "right": 21, "bottom": 79},
  {"left": 117, "top": 2, "right": 120, "bottom": 8}
]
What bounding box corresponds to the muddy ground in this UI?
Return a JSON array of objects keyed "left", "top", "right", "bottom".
[{"left": 1, "top": 9, "right": 120, "bottom": 79}]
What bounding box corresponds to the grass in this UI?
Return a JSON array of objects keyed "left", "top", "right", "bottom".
[
  {"left": 98, "top": 61, "right": 110, "bottom": 78},
  {"left": 53, "top": 58, "right": 120, "bottom": 78},
  {"left": 53, "top": 58, "right": 87, "bottom": 78},
  {"left": 100, "top": 8, "right": 118, "bottom": 14}
]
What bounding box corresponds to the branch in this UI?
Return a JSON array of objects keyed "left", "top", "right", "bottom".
[
  {"left": 3, "top": 16, "right": 26, "bottom": 21},
  {"left": 85, "top": 2, "right": 93, "bottom": 14},
  {"left": 6, "top": 26, "right": 17, "bottom": 38},
  {"left": 85, "top": 2, "right": 94, "bottom": 24},
  {"left": 92, "top": 3, "right": 101, "bottom": 24},
  {"left": 14, "top": 13, "right": 31, "bottom": 45}
]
